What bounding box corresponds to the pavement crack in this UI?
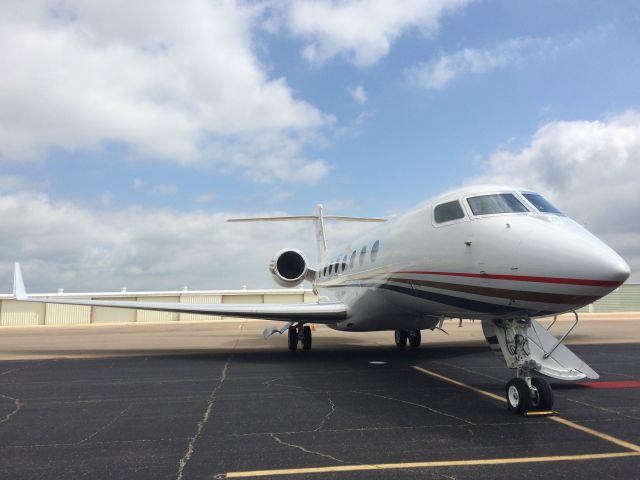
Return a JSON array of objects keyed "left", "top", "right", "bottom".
[
  {"left": 262, "top": 377, "right": 282, "bottom": 389},
  {"left": 313, "top": 394, "right": 335, "bottom": 432},
  {"left": 0, "top": 393, "right": 23, "bottom": 426},
  {"left": 352, "top": 390, "right": 475, "bottom": 425},
  {"left": 176, "top": 326, "right": 242, "bottom": 480},
  {"left": 78, "top": 405, "right": 131, "bottom": 444},
  {"left": 176, "top": 357, "right": 231, "bottom": 480},
  {"left": 0, "top": 359, "right": 56, "bottom": 377},
  {"left": 560, "top": 395, "right": 640, "bottom": 420},
  {"left": 269, "top": 432, "right": 346, "bottom": 464}
]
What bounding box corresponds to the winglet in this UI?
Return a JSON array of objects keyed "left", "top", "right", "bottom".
[{"left": 13, "top": 262, "right": 28, "bottom": 300}]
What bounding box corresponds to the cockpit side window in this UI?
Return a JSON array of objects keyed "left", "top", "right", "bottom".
[
  {"left": 522, "top": 193, "right": 565, "bottom": 216},
  {"left": 467, "top": 193, "right": 529, "bottom": 216},
  {"left": 434, "top": 200, "right": 465, "bottom": 224}
]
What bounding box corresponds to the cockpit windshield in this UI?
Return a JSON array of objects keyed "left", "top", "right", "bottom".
[
  {"left": 467, "top": 193, "right": 529, "bottom": 216},
  {"left": 522, "top": 193, "right": 565, "bottom": 216}
]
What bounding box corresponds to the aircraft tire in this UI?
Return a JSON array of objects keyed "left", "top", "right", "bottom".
[
  {"left": 394, "top": 330, "right": 408, "bottom": 348},
  {"left": 302, "top": 325, "right": 312, "bottom": 350},
  {"left": 408, "top": 330, "right": 421, "bottom": 348},
  {"left": 506, "top": 378, "right": 532, "bottom": 415},
  {"left": 288, "top": 326, "right": 298, "bottom": 351},
  {"left": 530, "top": 377, "right": 554, "bottom": 410}
]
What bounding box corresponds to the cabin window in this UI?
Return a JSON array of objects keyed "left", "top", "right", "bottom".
[
  {"left": 350, "top": 251, "right": 356, "bottom": 268},
  {"left": 322, "top": 266, "right": 327, "bottom": 277},
  {"left": 328, "top": 264, "right": 333, "bottom": 275},
  {"left": 467, "top": 193, "right": 529, "bottom": 216},
  {"left": 342, "top": 254, "right": 348, "bottom": 272},
  {"left": 359, "top": 245, "right": 367, "bottom": 266},
  {"left": 522, "top": 193, "right": 565, "bottom": 216},
  {"left": 434, "top": 200, "right": 465, "bottom": 223},
  {"left": 371, "top": 240, "right": 380, "bottom": 262}
]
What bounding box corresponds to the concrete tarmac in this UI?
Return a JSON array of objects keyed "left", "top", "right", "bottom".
[{"left": 0, "top": 317, "right": 639, "bottom": 479}]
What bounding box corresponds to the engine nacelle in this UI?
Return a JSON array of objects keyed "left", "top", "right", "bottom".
[{"left": 270, "top": 249, "right": 309, "bottom": 288}]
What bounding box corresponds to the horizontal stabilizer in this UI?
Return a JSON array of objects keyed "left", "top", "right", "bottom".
[
  {"left": 227, "top": 204, "right": 386, "bottom": 263},
  {"left": 227, "top": 215, "right": 386, "bottom": 223}
]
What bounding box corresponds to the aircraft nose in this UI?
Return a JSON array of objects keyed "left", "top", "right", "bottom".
[
  {"left": 574, "top": 238, "right": 630, "bottom": 285},
  {"left": 604, "top": 254, "right": 631, "bottom": 283},
  {"left": 518, "top": 222, "right": 630, "bottom": 287}
]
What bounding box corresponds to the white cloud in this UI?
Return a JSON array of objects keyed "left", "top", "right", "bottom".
[
  {"left": 0, "top": 0, "right": 332, "bottom": 183},
  {"left": 284, "top": 0, "right": 473, "bottom": 67},
  {"left": 407, "top": 35, "right": 568, "bottom": 89},
  {"left": 469, "top": 111, "right": 640, "bottom": 280},
  {"left": 0, "top": 191, "right": 373, "bottom": 293},
  {"left": 348, "top": 85, "right": 368, "bottom": 104},
  {"left": 0, "top": 174, "right": 45, "bottom": 192}
]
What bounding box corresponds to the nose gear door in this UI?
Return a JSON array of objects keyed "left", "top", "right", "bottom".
[{"left": 482, "top": 317, "right": 599, "bottom": 380}]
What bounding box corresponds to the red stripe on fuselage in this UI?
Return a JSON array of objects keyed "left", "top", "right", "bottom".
[{"left": 396, "top": 271, "right": 622, "bottom": 287}]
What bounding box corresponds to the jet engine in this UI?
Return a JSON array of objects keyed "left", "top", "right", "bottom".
[{"left": 270, "top": 249, "right": 310, "bottom": 288}]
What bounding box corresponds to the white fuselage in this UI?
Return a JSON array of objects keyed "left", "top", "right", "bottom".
[{"left": 313, "top": 186, "right": 630, "bottom": 331}]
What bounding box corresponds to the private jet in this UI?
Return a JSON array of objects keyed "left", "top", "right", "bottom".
[{"left": 11, "top": 185, "right": 630, "bottom": 415}]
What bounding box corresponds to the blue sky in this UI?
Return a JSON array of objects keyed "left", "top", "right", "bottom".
[{"left": 1, "top": 0, "right": 639, "bottom": 291}]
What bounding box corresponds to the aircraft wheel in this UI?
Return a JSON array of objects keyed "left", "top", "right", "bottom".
[
  {"left": 530, "top": 377, "right": 554, "bottom": 410},
  {"left": 288, "top": 326, "right": 298, "bottom": 351},
  {"left": 506, "top": 378, "right": 532, "bottom": 415},
  {"left": 408, "top": 330, "right": 421, "bottom": 348},
  {"left": 394, "top": 330, "right": 408, "bottom": 348},
  {"left": 302, "top": 325, "right": 312, "bottom": 351}
]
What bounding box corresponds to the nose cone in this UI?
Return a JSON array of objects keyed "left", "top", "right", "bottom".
[
  {"left": 582, "top": 244, "right": 630, "bottom": 287},
  {"left": 601, "top": 252, "right": 631, "bottom": 284},
  {"left": 519, "top": 221, "right": 630, "bottom": 288}
]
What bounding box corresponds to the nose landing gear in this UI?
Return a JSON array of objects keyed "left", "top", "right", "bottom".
[{"left": 506, "top": 376, "right": 554, "bottom": 415}]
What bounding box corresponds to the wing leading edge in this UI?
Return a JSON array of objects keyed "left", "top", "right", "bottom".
[{"left": 11, "top": 263, "right": 347, "bottom": 324}]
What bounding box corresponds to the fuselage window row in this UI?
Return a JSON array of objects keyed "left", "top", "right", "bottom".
[{"left": 318, "top": 241, "right": 381, "bottom": 279}]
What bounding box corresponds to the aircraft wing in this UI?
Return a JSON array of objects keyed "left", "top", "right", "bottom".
[{"left": 11, "top": 263, "right": 347, "bottom": 324}]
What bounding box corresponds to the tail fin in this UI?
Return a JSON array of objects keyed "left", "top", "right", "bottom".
[
  {"left": 228, "top": 204, "right": 386, "bottom": 263},
  {"left": 13, "top": 262, "right": 28, "bottom": 300}
]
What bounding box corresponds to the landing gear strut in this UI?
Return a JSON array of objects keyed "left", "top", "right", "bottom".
[
  {"left": 498, "top": 318, "right": 554, "bottom": 415},
  {"left": 395, "top": 330, "right": 421, "bottom": 348},
  {"left": 288, "top": 324, "right": 312, "bottom": 351},
  {"left": 408, "top": 330, "right": 421, "bottom": 348}
]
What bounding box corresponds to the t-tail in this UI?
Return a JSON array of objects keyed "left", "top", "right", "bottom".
[{"left": 227, "top": 204, "right": 386, "bottom": 263}]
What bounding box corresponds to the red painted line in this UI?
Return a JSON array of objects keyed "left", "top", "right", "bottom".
[
  {"left": 576, "top": 381, "right": 640, "bottom": 389},
  {"left": 396, "top": 271, "right": 622, "bottom": 287}
]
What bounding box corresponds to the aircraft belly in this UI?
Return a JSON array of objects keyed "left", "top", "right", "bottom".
[{"left": 329, "top": 285, "right": 437, "bottom": 331}]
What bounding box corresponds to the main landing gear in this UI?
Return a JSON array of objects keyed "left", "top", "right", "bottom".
[
  {"left": 288, "top": 323, "right": 312, "bottom": 351},
  {"left": 394, "top": 329, "right": 421, "bottom": 348}
]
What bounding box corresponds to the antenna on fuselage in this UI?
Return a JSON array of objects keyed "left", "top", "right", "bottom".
[{"left": 227, "top": 204, "right": 386, "bottom": 264}]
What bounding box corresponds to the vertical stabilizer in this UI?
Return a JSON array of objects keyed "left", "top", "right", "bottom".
[
  {"left": 313, "top": 204, "right": 328, "bottom": 263},
  {"left": 13, "top": 262, "right": 27, "bottom": 300}
]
